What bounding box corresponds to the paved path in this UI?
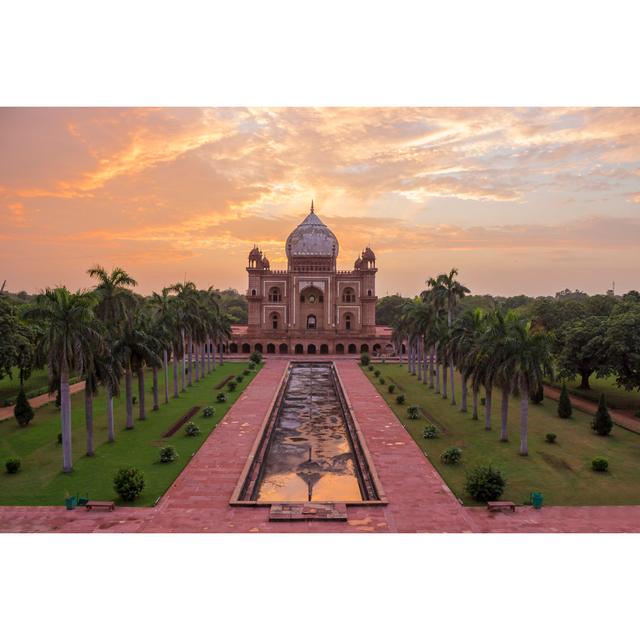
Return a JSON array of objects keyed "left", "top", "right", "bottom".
[
  {"left": 543, "top": 384, "right": 640, "bottom": 434},
  {"left": 0, "top": 382, "right": 85, "bottom": 422},
  {"left": 1, "top": 361, "right": 639, "bottom": 533}
]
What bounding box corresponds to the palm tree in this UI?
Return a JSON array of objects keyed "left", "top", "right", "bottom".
[
  {"left": 169, "top": 282, "right": 199, "bottom": 391},
  {"left": 25, "top": 287, "right": 100, "bottom": 472},
  {"left": 504, "top": 318, "right": 553, "bottom": 455},
  {"left": 424, "top": 268, "right": 470, "bottom": 405},
  {"left": 112, "top": 308, "right": 161, "bottom": 427},
  {"left": 150, "top": 288, "right": 175, "bottom": 405},
  {"left": 450, "top": 308, "right": 485, "bottom": 413},
  {"left": 88, "top": 265, "right": 138, "bottom": 442}
]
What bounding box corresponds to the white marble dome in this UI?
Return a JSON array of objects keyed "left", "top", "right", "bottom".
[{"left": 285, "top": 206, "right": 339, "bottom": 259}]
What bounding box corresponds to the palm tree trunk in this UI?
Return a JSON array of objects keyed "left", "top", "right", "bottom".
[
  {"left": 428, "top": 348, "right": 434, "bottom": 388},
  {"left": 422, "top": 344, "right": 428, "bottom": 384},
  {"left": 181, "top": 329, "right": 186, "bottom": 392},
  {"left": 435, "top": 353, "right": 440, "bottom": 394},
  {"left": 500, "top": 385, "right": 509, "bottom": 441},
  {"left": 173, "top": 348, "right": 179, "bottom": 399},
  {"left": 60, "top": 367, "right": 73, "bottom": 472},
  {"left": 201, "top": 342, "right": 206, "bottom": 377},
  {"left": 137, "top": 367, "right": 146, "bottom": 420},
  {"left": 218, "top": 344, "right": 223, "bottom": 365},
  {"left": 188, "top": 335, "right": 194, "bottom": 386},
  {"left": 85, "top": 380, "right": 94, "bottom": 456},
  {"left": 207, "top": 340, "right": 211, "bottom": 373},
  {"left": 125, "top": 368, "right": 134, "bottom": 429},
  {"left": 519, "top": 380, "right": 529, "bottom": 455},
  {"left": 442, "top": 362, "right": 448, "bottom": 399},
  {"left": 449, "top": 355, "right": 456, "bottom": 405},
  {"left": 152, "top": 367, "right": 159, "bottom": 411},
  {"left": 461, "top": 374, "right": 468, "bottom": 412},
  {"left": 417, "top": 341, "right": 423, "bottom": 382},
  {"left": 163, "top": 349, "right": 170, "bottom": 404},
  {"left": 484, "top": 386, "right": 492, "bottom": 431},
  {"left": 194, "top": 342, "right": 200, "bottom": 382},
  {"left": 106, "top": 384, "right": 115, "bottom": 442},
  {"left": 472, "top": 386, "right": 479, "bottom": 420}
]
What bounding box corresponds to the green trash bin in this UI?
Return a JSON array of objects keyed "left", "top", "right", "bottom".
[{"left": 531, "top": 492, "right": 543, "bottom": 509}]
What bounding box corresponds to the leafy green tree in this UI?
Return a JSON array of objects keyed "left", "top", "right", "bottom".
[
  {"left": 556, "top": 317, "right": 610, "bottom": 389},
  {"left": 0, "top": 295, "right": 20, "bottom": 380},
  {"left": 557, "top": 382, "right": 573, "bottom": 419},
  {"left": 591, "top": 394, "right": 613, "bottom": 436},
  {"left": 376, "top": 294, "right": 411, "bottom": 326},
  {"left": 604, "top": 305, "right": 640, "bottom": 392}
]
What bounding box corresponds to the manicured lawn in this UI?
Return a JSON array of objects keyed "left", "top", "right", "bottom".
[
  {"left": 363, "top": 364, "right": 640, "bottom": 506},
  {"left": 0, "top": 367, "right": 52, "bottom": 405},
  {"left": 549, "top": 375, "right": 639, "bottom": 411},
  {"left": 0, "top": 360, "right": 259, "bottom": 506}
]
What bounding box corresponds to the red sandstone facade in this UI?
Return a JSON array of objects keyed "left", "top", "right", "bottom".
[{"left": 229, "top": 204, "right": 394, "bottom": 355}]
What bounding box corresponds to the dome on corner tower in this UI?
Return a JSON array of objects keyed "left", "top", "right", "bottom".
[{"left": 285, "top": 202, "right": 339, "bottom": 259}]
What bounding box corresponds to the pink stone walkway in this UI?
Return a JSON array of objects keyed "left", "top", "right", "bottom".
[
  {"left": 0, "top": 381, "right": 85, "bottom": 422},
  {"left": 1, "top": 360, "right": 639, "bottom": 533}
]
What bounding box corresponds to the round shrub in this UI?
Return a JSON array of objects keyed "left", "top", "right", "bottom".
[
  {"left": 407, "top": 406, "right": 420, "bottom": 420},
  {"left": 185, "top": 422, "right": 201, "bottom": 437},
  {"left": 592, "top": 457, "right": 609, "bottom": 472},
  {"left": 396, "top": 394, "right": 405, "bottom": 405},
  {"left": 423, "top": 424, "right": 438, "bottom": 439},
  {"left": 202, "top": 406, "right": 215, "bottom": 418},
  {"left": 360, "top": 353, "right": 371, "bottom": 367},
  {"left": 368, "top": 365, "right": 374, "bottom": 371},
  {"left": 388, "top": 384, "right": 396, "bottom": 394},
  {"left": 227, "top": 381, "right": 237, "bottom": 392},
  {"left": 440, "top": 447, "right": 462, "bottom": 465},
  {"left": 243, "top": 369, "right": 251, "bottom": 376},
  {"left": 249, "top": 351, "right": 263, "bottom": 364},
  {"left": 373, "top": 370, "right": 380, "bottom": 378},
  {"left": 113, "top": 467, "right": 145, "bottom": 501},
  {"left": 5, "top": 457, "right": 21, "bottom": 474},
  {"left": 159, "top": 446, "right": 178, "bottom": 464},
  {"left": 545, "top": 433, "right": 557, "bottom": 444},
  {"left": 465, "top": 465, "right": 506, "bottom": 502},
  {"left": 248, "top": 361, "right": 257, "bottom": 370},
  {"left": 235, "top": 374, "right": 244, "bottom": 383},
  {"left": 14, "top": 388, "right": 34, "bottom": 426},
  {"left": 216, "top": 392, "right": 227, "bottom": 403},
  {"left": 378, "top": 377, "right": 385, "bottom": 385}
]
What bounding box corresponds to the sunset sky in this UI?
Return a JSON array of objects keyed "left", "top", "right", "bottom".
[{"left": 1, "top": 107, "right": 639, "bottom": 298}]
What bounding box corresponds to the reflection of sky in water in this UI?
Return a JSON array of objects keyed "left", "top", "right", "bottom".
[{"left": 257, "top": 364, "right": 363, "bottom": 502}]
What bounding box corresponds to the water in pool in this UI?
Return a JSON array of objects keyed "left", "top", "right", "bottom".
[{"left": 256, "top": 363, "right": 363, "bottom": 502}]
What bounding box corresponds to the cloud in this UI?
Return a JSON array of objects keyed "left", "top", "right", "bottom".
[{"left": 0, "top": 107, "right": 639, "bottom": 295}]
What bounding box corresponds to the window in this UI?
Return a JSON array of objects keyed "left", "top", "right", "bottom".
[
  {"left": 345, "top": 313, "right": 352, "bottom": 331},
  {"left": 268, "top": 287, "right": 281, "bottom": 302},
  {"left": 367, "top": 289, "right": 372, "bottom": 297},
  {"left": 342, "top": 287, "right": 355, "bottom": 303},
  {"left": 308, "top": 294, "right": 316, "bottom": 303},
  {"left": 307, "top": 314, "right": 317, "bottom": 329},
  {"left": 270, "top": 313, "right": 279, "bottom": 330},
  {"left": 251, "top": 289, "right": 257, "bottom": 296}
]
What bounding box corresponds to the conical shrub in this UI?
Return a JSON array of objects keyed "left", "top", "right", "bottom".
[
  {"left": 557, "top": 383, "right": 572, "bottom": 419},
  {"left": 530, "top": 385, "right": 544, "bottom": 405},
  {"left": 591, "top": 393, "right": 613, "bottom": 436},
  {"left": 14, "top": 388, "right": 34, "bottom": 427}
]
